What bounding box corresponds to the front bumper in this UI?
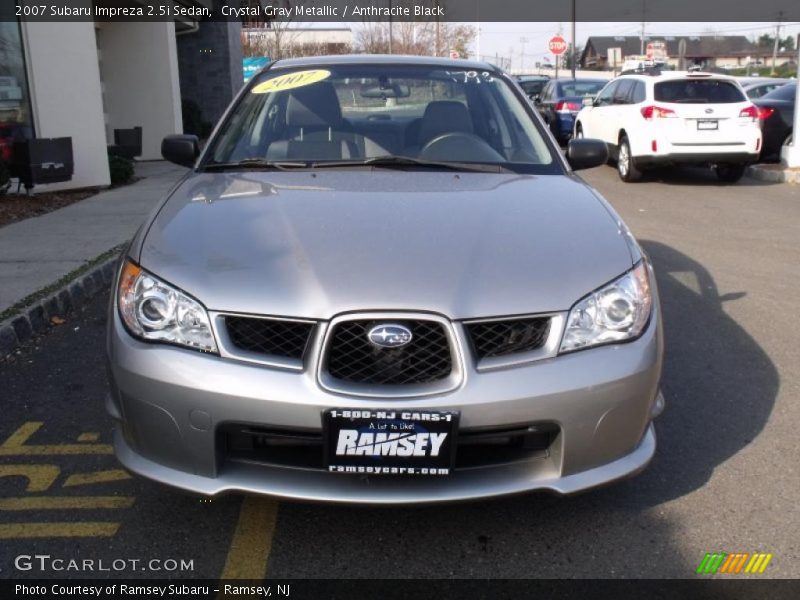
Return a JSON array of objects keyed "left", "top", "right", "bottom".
[
  {"left": 555, "top": 114, "right": 577, "bottom": 142},
  {"left": 635, "top": 151, "right": 759, "bottom": 167},
  {"left": 107, "top": 304, "right": 663, "bottom": 504}
]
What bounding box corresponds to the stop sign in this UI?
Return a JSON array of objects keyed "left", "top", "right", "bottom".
[{"left": 549, "top": 36, "right": 568, "bottom": 56}]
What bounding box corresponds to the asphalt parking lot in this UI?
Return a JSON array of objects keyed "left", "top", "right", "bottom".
[{"left": 1, "top": 165, "right": 798, "bottom": 580}]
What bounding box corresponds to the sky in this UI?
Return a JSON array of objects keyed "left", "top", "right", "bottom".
[{"left": 472, "top": 21, "right": 800, "bottom": 70}]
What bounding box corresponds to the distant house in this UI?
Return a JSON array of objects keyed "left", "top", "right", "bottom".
[{"left": 581, "top": 36, "right": 795, "bottom": 70}]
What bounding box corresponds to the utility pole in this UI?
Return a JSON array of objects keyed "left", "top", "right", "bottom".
[
  {"left": 520, "top": 37, "right": 528, "bottom": 73},
  {"left": 475, "top": 2, "right": 481, "bottom": 61},
  {"left": 388, "top": 0, "right": 393, "bottom": 54},
  {"left": 435, "top": 17, "right": 440, "bottom": 56},
  {"left": 771, "top": 15, "right": 783, "bottom": 75},
  {"left": 640, "top": 0, "right": 646, "bottom": 54},
  {"left": 571, "top": 0, "right": 577, "bottom": 79}
]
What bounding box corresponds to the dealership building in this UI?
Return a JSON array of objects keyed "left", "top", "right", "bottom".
[{"left": 0, "top": 0, "right": 243, "bottom": 190}]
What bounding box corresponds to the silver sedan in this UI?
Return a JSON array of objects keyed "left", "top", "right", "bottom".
[{"left": 107, "top": 55, "right": 663, "bottom": 504}]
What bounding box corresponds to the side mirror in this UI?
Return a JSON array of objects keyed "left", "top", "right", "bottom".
[
  {"left": 161, "top": 134, "right": 199, "bottom": 168},
  {"left": 582, "top": 97, "right": 594, "bottom": 107},
  {"left": 566, "top": 138, "right": 608, "bottom": 171},
  {"left": 532, "top": 95, "right": 542, "bottom": 104}
]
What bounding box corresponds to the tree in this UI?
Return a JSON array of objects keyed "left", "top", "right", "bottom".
[
  {"left": 757, "top": 33, "right": 795, "bottom": 51},
  {"left": 240, "top": 1, "right": 353, "bottom": 60},
  {"left": 355, "top": 22, "right": 476, "bottom": 57},
  {"left": 562, "top": 45, "right": 584, "bottom": 70}
]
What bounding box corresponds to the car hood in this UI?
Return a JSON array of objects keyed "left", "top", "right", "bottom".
[{"left": 138, "top": 170, "right": 633, "bottom": 320}]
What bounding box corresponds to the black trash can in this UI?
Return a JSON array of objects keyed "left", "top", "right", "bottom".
[
  {"left": 109, "top": 126, "right": 142, "bottom": 160},
  {"left": 10, "top": 137, "right": 74, "bottom": 190}
]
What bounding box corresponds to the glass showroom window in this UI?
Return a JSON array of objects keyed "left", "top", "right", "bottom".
[{"left": 0, "top": 12, "right": 34, "bottom": 167}]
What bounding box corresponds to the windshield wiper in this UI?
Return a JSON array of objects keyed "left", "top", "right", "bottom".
[
  {"left": 310, "top": 156, "right": 511, "bottom": 173},
  {"left": 202, "top": 158, "right": 310, "bottom": 171}
]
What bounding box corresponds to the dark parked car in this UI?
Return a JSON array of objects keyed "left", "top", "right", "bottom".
[
  {"left": 754, "top": 82, "right": 796, "bottom": 162},
  {"left": 738, "top": 77, "right": 788, "bottom": 100},
  {"left": 535, "top": 78, "right": 608, "bottom": 144},
  {"left": 516, "top": 75, "right": 550, "bottom": 100}
]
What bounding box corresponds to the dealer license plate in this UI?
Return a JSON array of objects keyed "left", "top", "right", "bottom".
[
  {"left": 324, "top": 409, "right": 458, "bottom": 476},
  {"left": 697, "top": 120, "right": 719, "bottom": 130}
]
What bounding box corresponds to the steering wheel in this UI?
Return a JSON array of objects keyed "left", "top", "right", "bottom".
[{"left": 419, "top": 132, "right": 506, "bottom": 162}]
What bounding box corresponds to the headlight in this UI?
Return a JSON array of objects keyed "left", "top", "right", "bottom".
[
  {"left": 560, "top": 261, "right": 652, "bottom": 353},
  {"left": 117, "top": 260, "right": 218, "bottom": 353}
]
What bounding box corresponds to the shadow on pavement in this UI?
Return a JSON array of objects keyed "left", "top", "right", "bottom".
[
  {"left": 643, "top": 165, "right": 778, "bottom": 187},
  {"left": 628, "top": 240, "right": 778, "bottom": 504}
]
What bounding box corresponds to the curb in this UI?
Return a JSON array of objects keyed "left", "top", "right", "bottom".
[
  {"left": 746, "top": 165, "right": 800, "bottom": 184},
  {"left": 0, "top": 256, "right": 118, "bottom": 359}
]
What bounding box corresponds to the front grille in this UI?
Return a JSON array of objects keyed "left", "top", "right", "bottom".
[
  {"left": 466, "top": 317, "right": 551, "bottom": 359},
  {"left": 225, "top": 316, "right": 314, "bottom": 360},
  {"left": 326, "top": 320, "right": 452, "bottom": 385}
]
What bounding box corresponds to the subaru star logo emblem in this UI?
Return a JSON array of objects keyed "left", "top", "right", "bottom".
[{"left": 367, "top": 324, "right": 413, "bottom": 348}]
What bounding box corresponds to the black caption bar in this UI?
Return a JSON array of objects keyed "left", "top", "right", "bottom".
[
  {"left": 3, "top": 0, "right": 800, "bottom": 23},
  {"left": 4, "top": 580, "right": 800, "bottom": 600}
]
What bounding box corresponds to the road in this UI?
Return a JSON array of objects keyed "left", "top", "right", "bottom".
[{"left": 1, "top": 165, "right": 798, "bottom": 581}]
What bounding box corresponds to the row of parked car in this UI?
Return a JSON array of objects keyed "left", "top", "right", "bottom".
[{"left": 517, "top": 71, "right": 796, "bottom": 183}]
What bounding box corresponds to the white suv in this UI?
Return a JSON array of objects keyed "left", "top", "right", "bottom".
[{"left": 574, "top": 70, "right": 762, "bottom": 183}]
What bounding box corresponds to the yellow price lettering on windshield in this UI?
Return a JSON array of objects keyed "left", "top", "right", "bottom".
[{"left": 251, "top": 69, "right": 331, "bottom": 94}]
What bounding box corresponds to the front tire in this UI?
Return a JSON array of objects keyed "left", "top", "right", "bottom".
[
  {"left": 617, "top": 135, "right": 642, "bottom": 182},
  {"left": 716, "top": 164, "right": 746, "bottom": 183}
]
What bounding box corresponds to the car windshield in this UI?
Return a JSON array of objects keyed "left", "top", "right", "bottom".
[
  {"left": 654, "top": 79, "right": 746, "bottom": 104},
  {"left": 519, "top": 79, "right": 546, "bottom": 95},
  {"left": 206, "top": 64, "right": 556, "bottom": 173},
  {"left": 558, "top": 81, "right": 606, "bottom": 97}
]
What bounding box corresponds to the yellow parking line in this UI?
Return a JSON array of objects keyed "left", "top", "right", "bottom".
[
  {"left": 218, "top": 497, "right": 278, "bottom": 581},
  {"left": 0, "top": 444, "right": 113, "bottom": 456},
  {"left": 0, "top": 522, "right": 120, "bottom": 539},
  {"left": 1, "top": 422, "right": 42, "bottom": 447},
  {"left": 0, "top": 496, "right": 135, "bottom": 511},
  {"left": 0, "top": 464, "right": 60, "bottom": 492},
  {"left": 77, "top": 433, "right": 100, "bottom": 442},
  {"left": 0, "top": 422, "right": 112, "bottom": 456},
  {"left": 64, "top": 469, "right": 132, "bottom": 487}
]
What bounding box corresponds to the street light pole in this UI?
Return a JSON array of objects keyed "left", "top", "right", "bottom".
[{"left": 571, "top": 0, "right": 576, "bottom": 79}]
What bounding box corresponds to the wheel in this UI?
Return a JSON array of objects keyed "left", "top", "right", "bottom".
[
  {"left": 574, "top": 124, "right": 584, "bottom": 139},
  {"left": 616, "top": 135, "right": 642, "bottom": 182},
  {"left": 715, "top": 164, "right": 746, "bottom": 183}
]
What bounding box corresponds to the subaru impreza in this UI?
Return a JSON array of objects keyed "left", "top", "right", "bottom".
[{"left": 107, "top": 55, "right": 663, "bottom": 504}]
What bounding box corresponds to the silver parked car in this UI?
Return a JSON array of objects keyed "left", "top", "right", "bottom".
[{"left": 107, "top": 55, "right": 664, "bottom": 504}]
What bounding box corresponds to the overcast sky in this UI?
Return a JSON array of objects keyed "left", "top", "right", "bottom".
[{"left": 473, "top": 21, "right": 800, "bottom": 69}]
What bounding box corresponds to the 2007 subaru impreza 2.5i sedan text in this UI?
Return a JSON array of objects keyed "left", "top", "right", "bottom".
[{"left": 106, "top": 55, "right": 664, "bottom": 504}]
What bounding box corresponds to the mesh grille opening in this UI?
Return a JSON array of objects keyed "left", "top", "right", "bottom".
[
  {"left": 225, "top": 316, "right": 314, "bottom": 360},
  {"left": 466, "top": 317, "right": 551, "bottom": 359},
  {"left": 326, "top": 320, "right": 452, "bottom": 385}
]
